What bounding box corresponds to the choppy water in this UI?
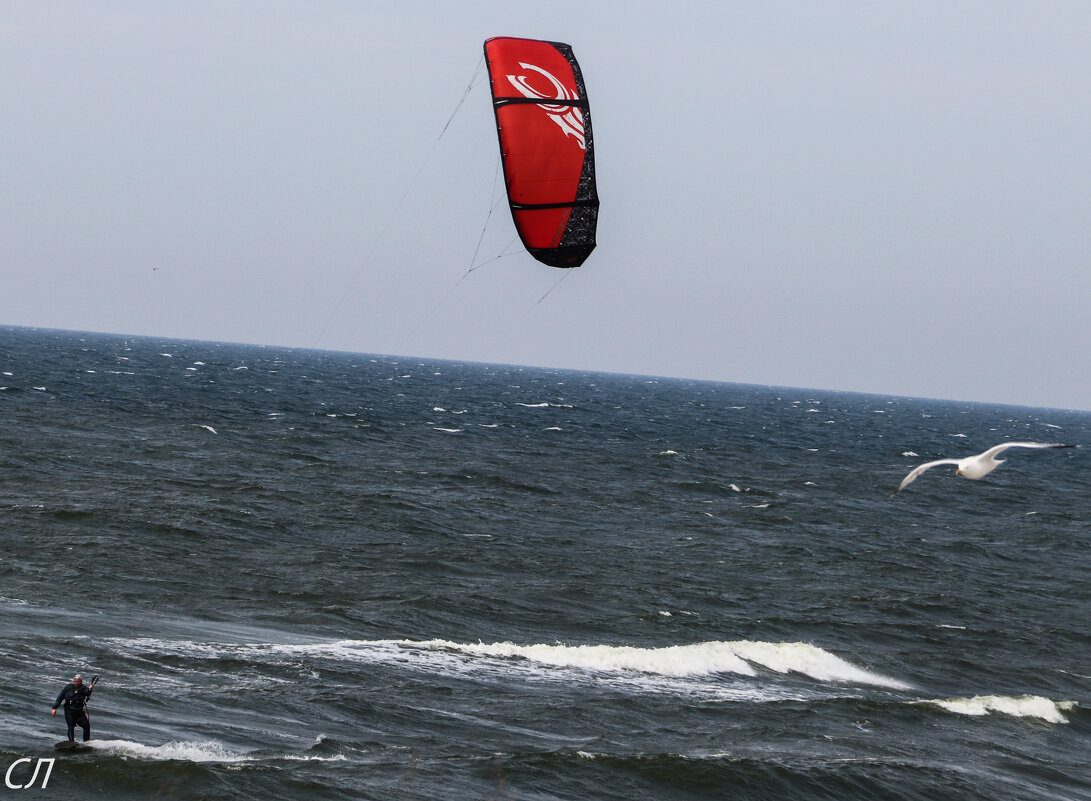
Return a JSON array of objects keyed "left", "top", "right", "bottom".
[{"left": 1, "top": 326, "right": 1089, "bottom": 800}]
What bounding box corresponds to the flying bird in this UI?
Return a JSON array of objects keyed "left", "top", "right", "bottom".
[{"left": 895, "top": 441, "right": 1076, "bottom": 494}]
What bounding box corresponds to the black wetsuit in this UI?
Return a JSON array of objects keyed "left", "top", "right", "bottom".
[{"left": 53, "top": 683, "right": 93, "bottom": 741}]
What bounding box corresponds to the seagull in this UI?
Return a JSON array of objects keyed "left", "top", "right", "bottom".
[{"left": 895, "top": 441, "right": 1076, "bottom": 494}]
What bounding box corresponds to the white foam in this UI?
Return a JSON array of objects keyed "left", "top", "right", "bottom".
[
  {"left": 89, "top": 738, "right": 247, "bottom": 762},
  {"left": 922, "top": 695, "right": 1075, "bottom": 723},
  {"left": 279, "top": 753, "right": 348, "bottom": 762},
  {"left": 414, "top": 639, "right": 910, "bottom": 688},
  {"left": 111, "top": 637, "right": 909, "bottom": 696},
  {"left": 82, "top": 738, "right": 348, "bottom": 763},
  {"left": 729, "top": 641, "right": 910, "bottom": 688}
]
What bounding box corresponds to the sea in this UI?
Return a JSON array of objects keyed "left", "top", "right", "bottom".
[{"left": 1, "top": 324, "right": 1088, "bottom": 801}]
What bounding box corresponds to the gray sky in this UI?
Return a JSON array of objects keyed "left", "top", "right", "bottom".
[{"left": 3, "top": 1, "right": 1089, "bottom": 411}]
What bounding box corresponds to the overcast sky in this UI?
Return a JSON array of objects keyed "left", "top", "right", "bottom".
[{"left": 3, "top": 1, "right": 1089, "bottom": 410}]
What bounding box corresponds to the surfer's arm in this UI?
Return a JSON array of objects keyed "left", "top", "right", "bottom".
[{"left": 51, "top": 683, "right": 73, "bottom": 713}]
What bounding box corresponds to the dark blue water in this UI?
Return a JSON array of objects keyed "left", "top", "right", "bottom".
[{"left": 2, "top": 326, "right": 1089, "bottom": 800}]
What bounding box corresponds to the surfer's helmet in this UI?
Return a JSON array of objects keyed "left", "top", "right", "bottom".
[{"left": 73, "top": 674, "right": 82, "bottom": 682}]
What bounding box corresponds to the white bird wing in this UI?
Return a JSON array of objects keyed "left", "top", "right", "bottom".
[
  {"left": 896, "top": 458, "right": 961, "bottom": 493},
  {"left": 980, "top": 441, "right": 1068, "bottom": 459}
]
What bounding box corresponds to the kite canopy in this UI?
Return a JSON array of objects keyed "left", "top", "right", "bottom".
[{"left": 483, "top": 37, "right": 599, "bottom": 268}]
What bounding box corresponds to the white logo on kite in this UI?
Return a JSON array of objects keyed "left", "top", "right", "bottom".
[{"left": 505, "top": 63, "right": 586, "bottom": 150}]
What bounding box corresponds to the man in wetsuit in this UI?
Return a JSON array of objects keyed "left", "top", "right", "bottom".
[{"left": 51, "top": 674, "right": 96, "bottom": 742}]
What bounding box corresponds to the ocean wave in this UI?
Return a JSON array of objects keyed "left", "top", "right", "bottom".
[
  {"left": 88, "top": 738, "right": 247, "bottom": 762},
  {"left": 79, "top": 738, "right": 348, "bottom": 763},
  {"left": 413, "top": 639, "right": 911, "bottom": 689},
  {"left": 919, "top": 695, "right": 1076, "bottom": 723},
  {"left": 108, "top": 636, "right": 909, "bottom": 690}
]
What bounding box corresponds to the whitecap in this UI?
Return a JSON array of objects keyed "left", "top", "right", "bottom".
[
  {"left": 414, "top": 639, "right": 910, "bottom": 688},
  {"left": 88, "top": 738, "right": 246, "bottom": 763},
  {"left": 921, "top": 695, "right": 1075, "bottom": 724}
]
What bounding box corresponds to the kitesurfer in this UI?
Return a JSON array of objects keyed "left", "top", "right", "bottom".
[{"left": 51, "top": 674, "right": 95, "bottom": 742}]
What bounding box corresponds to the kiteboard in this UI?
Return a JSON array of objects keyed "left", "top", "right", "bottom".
[{"left": 54, "top": 741, "right": 93, "bottom": 752}]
